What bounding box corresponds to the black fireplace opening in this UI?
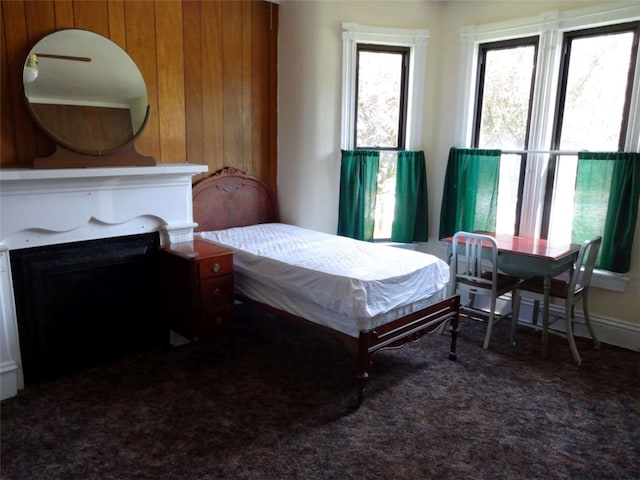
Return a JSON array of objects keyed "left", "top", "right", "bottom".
[{"left": 10, "top": 233, "right": 166, "bottom": 384}]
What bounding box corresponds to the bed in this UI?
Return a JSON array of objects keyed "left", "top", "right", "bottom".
[{"left": 192, "top": 167, "right": 460, "bottom": 406}]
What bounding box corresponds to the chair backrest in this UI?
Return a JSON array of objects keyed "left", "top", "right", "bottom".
[
  {"left": 568, "top": 236, "right": 602, "bottom": 296},
  {"left": 450, "top": 231, "right": 499, "bottom": 295}
]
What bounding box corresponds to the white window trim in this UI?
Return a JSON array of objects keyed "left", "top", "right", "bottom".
[
  {"left": 341, "top": 23, "right": 429, "bottom": 150},
  {"left": 455, "top": 1, "right": 640, "bottom": 292}
]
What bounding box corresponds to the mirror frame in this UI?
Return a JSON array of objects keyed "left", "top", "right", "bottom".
[{"left": 23, "top": 29, "right": 155, "bottom": 168}]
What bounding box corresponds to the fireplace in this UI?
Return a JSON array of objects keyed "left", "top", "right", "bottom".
[
  {"left": 0, "top": 164, "right": 207, "bottom": 399},
  {"left": 11, "top": 233, "right": 162, "bottom": 383}
]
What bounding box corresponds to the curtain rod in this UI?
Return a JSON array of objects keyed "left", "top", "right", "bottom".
[{"left": 501, "top": 149, "right": 582, "bottom": 155}]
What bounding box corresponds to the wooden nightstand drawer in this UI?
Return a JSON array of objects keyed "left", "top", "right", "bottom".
[
  {"left": 200, "top": 274, "right": 233, "bottom": 306},
  {"left": 198, "top": 306, "right": 233, "bottom": 336},
  {"left": 198, "top": 255, "right": 233, "bottom": 279}
]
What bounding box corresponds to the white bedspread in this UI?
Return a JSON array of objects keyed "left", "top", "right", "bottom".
[{"left": 199, "top": 223, "right": 449, "bottom": 322}]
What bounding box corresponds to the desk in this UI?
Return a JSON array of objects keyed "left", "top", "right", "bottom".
[{"left": 445, "top": 232, "right": 580, "bottom": 357}]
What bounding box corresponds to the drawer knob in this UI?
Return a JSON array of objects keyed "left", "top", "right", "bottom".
[
  {"left": 211, "top": 263, "right": 220, "bottom": 273},
  {"left": 214, "top": 288, "right": 221, "bottom": 296},
  {"left": 216, "top": 316, "right": 223, "bottom": 325}
]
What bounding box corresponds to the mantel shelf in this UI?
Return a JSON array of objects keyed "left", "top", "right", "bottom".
[{"left": 0, "top": 163, "right": 207, "bottom": 182}]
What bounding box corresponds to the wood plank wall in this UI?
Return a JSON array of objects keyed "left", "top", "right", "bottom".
[{"left": 0, "top": 0, "right": 278, "bottom": 190}]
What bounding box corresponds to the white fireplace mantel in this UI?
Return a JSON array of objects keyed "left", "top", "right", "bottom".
[{"left": 0, "top": 163, "right": 207, "bottom": 400}]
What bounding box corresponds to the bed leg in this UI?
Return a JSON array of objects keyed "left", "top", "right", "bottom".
[
  {"left": 351, "top": 333, "right": 372, "bottom": 409},
  {"left": 448, "top": 299, "right": 460, "bottom": 361},
  {"left": 354, "top": 371, "right": 368, "bottom": 409}
]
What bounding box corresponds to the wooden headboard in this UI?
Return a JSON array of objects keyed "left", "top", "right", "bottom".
[{"left": 192, "top": 167, "right": 279, "bottom": 232}]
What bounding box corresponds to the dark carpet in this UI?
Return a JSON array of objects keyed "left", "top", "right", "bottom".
[{"left": 1, "top": 306, "right": 639, "bottom": 480}]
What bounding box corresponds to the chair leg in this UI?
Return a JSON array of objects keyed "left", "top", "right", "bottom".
[
  {"left": 565, "top": 300, "right": 582, "bottom": 366},
  {"left": 483, "top": 297, "right": 496, "bottom": 350},
  {"left": 510, "top": 290, "right": 521, "bottom": 347},
  {"left": 532, "top": 300, "right": 540, "bottom": 326},
  {"left": 468, "top": 292, "right": 477, "bottom": 310},
  {"left": 582, "top": 295, "right": 600, "bottom": 350}
]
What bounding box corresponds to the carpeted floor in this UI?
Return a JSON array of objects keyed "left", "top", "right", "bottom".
[{"left": 1, "top": 305, "right": 639, "bottom": 480}]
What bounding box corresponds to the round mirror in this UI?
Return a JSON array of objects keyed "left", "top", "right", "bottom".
[{"left": 23, "top": 29, "right": 149, "bottom": 157}]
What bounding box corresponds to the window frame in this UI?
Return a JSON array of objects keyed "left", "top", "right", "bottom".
[
  {"left": 471, "top": 37, "right": 539, "bottom": 234},
  {"left": 472, "top": 37, "right": 539, "bottom": 150},
  {"left": 354, "top": 44, "right": 411, "bottom": 150},
  {"left": 456, "top": 1, "right": 640, "bottom": 291},
  {"left": 341, "top": 23, "right": 429, "bottom": 150},
  {"left": 540, "top": 22, "right": 640, "bottom": 237}
]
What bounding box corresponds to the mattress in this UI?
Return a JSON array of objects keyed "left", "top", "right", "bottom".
[{"left": 198, "top": 223, "right": 450, "bottom": 337}]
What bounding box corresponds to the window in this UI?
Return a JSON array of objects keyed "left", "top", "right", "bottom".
[
  {"left": 473, "top": 38, "right": 538, "bottom": 151},
  {"left": 355, "top": 45, "right": 409, "bottom": 238},
  {"left": 472, "top": 38, "right": 539, "bottom": 234},
  {"left": 355, "top": 45, "right": 409, "bottom": 150},
  {"left": 544, "top": 24, "right": 639, "bottom": 242},
  {"left": 341, "top": 23, "right": 428, "bottom": 240},
  {"left": 471, "top": 23, "right": 639, "bottom": 239},
  {"left": 457, "top": 3, "right": 640, "bottom": 285}
]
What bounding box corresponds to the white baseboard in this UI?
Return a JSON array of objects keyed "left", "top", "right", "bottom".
[
  {"left": 467, "top": 295, "right": 639, "bottom": 352},
  {"left": 515, "top": 299, "right": 640, "bottom": 352}
]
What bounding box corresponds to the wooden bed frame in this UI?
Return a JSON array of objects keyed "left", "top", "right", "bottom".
[{"left": 192, "top": 167, "right": 460, "bottom": 406}]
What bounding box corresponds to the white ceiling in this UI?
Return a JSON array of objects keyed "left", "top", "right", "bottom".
[{"left": 24, "top": 29, "right": 147, "bottom": 108}]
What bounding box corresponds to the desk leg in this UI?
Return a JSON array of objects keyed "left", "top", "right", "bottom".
[{"left": 542, "top": 275, "right": 550, "bottom": 359}]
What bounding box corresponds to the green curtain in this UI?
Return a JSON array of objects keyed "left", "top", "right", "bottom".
[
  {"left": 337, "top": 149, "right": 380, "bottom": 241},
  {"left": 391, "top": 150, "right": 429, "bottom": 242},
  {"left": 439, "top": 147, "right": 501, "bottom": 239},
  {"left": 574, "top": 151, "right": 640, "bottom": 273}
]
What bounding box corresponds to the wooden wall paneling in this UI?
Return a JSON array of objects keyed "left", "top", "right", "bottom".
[
  {"left": 183, "top": 1, "right": 205, "bottom": 179},
  {"left": 155, "top": 0, "right": 186, "bottom": 163},
  {"left": 221, "top": 1, "right": 244, "bottom": 171},
  {"left": 251, "top": 1, "right": 269, "bottom": 184},
  {"left": 2, "top": 0, "right": 37, "bottom": 166},
  {"left": 249, "top": 0, "right": 277, "bottom": 194},
  {"left": 0, "top": 3, "right": 17, "bottom": 164},
  {"left": 241, "top": 1, "right": 254, "bottom": 176},
  {"left": 268, "top": 2, "right": 278, "bottom": 195},
  {"left": 24, "top": 1, "right": 55, "bottom": 42},
  {"left": 201, "top": 1, "right": 224, "bottom": 176},
  {"left": 72, "top": 0, "right": 109, "bottom": 38},
  {"left": 24, "top": 0, "right": 56, "bottom": 159},
  {"left": 106, "top": 0, "right": 127, "bottom": 50},
  {"left": 124, "top": 1, "right": 160, "bottom": 161},
  {"left": 53, "top": 0, "right": 74, "bottom": 30}
]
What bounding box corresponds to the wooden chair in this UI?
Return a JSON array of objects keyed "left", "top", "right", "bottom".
[
  {"left": 510, "top": 236, "right": 602, "bottom": 365},
  {"left": 450, "top": 231, "right": 520, "bottom": 349}
]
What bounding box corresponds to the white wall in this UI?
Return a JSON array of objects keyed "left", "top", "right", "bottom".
[
  {"left": 277, "top": 0, "right": 639, "bottom": 335},
  {"left": 278, "top": 0, "right": 442, "bottom": 232}
]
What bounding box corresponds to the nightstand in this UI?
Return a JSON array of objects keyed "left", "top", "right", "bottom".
[{"left": 159, "top": 240, "right": 234, "bottom": 341}]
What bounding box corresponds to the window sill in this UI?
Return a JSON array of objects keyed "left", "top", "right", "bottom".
[
  {"left": 516, "top": 267, "right": 628, "bottom": 293},
  {"left": 376, "top": 241, "right": 417, "bottom": 251},
  {"left": 591, "top": 269, "right": 628, "bottom": 292}
]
